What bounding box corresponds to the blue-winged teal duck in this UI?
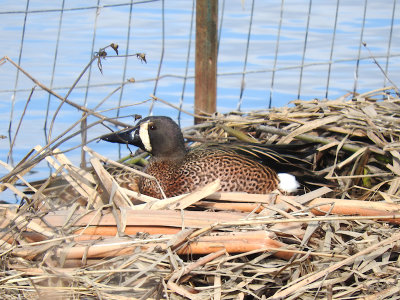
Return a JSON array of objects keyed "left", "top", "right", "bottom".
[{"left": 101, "top": 116, "right": 310, "bottom": 199}]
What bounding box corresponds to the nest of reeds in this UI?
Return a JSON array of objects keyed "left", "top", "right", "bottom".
[{"left": 1, "top": 52, "right": 400, "bottom": 299}]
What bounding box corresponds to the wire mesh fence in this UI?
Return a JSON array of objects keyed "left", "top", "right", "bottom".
[
  {"left": 1, "top": 2, "right": 400, "bottom": 297},
  {"left": 1, "top": 0, "right": 400, "bottom": 188}
]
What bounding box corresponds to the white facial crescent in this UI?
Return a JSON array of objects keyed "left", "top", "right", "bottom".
[{"left": 139, "top": 121, "right": 152, "bottom": 152}]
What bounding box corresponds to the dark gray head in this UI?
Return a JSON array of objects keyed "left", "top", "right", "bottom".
[{"left": 101, "top": 116, "right": 186, "bottom": 158}]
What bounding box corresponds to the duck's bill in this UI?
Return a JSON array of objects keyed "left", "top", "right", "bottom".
[{"left": 100, "top": 127, "right": 137, "bottom": 145}]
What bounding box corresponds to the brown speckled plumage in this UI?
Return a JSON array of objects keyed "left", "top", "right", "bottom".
[
  {"left": 141, "top": 146, "right": 279, "bottom": 198},
  {"left": 101, "top": 116, "right": 286, "bottom": 199}
]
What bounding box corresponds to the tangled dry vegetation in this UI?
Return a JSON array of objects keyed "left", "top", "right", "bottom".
[{"left": 1, "top": 86, "right": 400, "bottom": 299}]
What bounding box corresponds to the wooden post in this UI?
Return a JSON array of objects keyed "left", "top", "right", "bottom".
[{"left": 195, "top": 0, "right": 217, "bottom": 124}]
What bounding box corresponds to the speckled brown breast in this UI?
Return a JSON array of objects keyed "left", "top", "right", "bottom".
[{"left": 139, "top": 147, "right": 279, "bottom": 199}]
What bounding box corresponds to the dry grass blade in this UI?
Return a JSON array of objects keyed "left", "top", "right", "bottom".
[
  {"left": 170, "top": 179, "right": 221, "bottom": 209},
  {"left": 278, "top": 115, "right": 342, "bottom": 144},
  {"left": 89, "top": 156, "right": 132, "bottom": 208},
  {"left": 271, "top": 231, "right": 400, "bottom": 299}
]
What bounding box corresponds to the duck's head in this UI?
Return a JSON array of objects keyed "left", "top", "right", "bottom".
[{"left": 101, "top": 116, "right": 186, "bottom": 158}]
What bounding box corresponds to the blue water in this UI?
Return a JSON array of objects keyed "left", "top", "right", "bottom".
[{"left": 0, "top": 0, "right": 399, "bottom": 202}]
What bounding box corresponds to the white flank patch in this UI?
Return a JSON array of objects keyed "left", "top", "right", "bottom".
[
  {"left": 139, "top": 121, "right": 152, "bottom": 152},
  {"left": 277, "top": 173, "right": 300, "bottom": 193}
]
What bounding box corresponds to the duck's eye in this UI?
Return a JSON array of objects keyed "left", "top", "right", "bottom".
[{"left": 149, "top": 124, "right": 157, "bottom": 130}]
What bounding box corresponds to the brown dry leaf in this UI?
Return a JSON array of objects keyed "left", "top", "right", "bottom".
[{"left": 278, "top": 115, "right": 342, "bottom": 144}]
